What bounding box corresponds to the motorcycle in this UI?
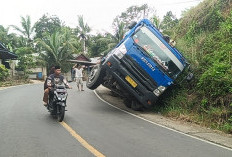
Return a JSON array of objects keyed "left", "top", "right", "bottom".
[{"left": 47, "top": 83, "right": 68, "bottom": 122}]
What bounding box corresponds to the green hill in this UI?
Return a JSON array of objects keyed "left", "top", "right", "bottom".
[{"left": 157, "top": 0, "right": 232, "bottom": 133}]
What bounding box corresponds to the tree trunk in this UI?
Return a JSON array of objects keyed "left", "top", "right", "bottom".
[{"left": 83, "top": 39, "right": 87, "bottom": 54}]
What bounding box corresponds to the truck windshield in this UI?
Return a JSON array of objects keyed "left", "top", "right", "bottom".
[{"left": 132, "top": 26, "right": 184, "bottom": 79}]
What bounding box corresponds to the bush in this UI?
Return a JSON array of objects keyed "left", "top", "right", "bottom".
[
  {"left": 0, "top": 64, "right": 9, "bottom": 81},
  {"left": 197, "top": 62, "right": 232, "bottom": 98}
]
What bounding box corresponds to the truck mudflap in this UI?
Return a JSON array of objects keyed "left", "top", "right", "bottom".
[{"left": 103, "top": 55, "right": 158, "bottom": 108}]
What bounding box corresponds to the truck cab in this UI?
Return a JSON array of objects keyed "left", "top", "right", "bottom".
[{"left": 87, "top": 19, "right": 191, "bottom": 110}]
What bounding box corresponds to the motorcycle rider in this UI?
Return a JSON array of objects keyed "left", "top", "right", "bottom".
[
  {"left": 43, "top": 65, "right": 71, "bottom": 106},
  {"left": 44, "top": 66, "right": 55, "bottom": 90}
]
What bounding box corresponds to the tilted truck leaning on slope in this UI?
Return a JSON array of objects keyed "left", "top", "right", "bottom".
[{"left": 87, "top": 19, "right": 193, "bottom": 110}]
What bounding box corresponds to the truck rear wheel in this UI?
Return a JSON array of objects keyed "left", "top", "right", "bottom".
[{"left": 86, "top": 65, "right": 105, "bottom": 90}]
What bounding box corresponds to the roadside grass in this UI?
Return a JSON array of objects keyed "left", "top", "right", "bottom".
[
  {"left": 0, "top": 78, "right": 31, "bottom": 87},
  {"left": 159, "top": 3, "right": 232, "bottom": 134},
  {"left": 153, "top": 87, "right": 232, "bottom": 134}
]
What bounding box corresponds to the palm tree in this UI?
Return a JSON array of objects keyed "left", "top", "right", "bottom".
[
  {"left": 114, "top": 19, "right": 126, "bottom": 43},
  {"left": 89, "top": 21, "right": 126, "bottom": 57},
  {"left": 36, "top": 28, "right": 74, "bottom": 72},
  {"left": 151, "top": 15, "right": 162, "bottom": 31},
  {"left": 11, "top": 15, "right": 35, "bottom": 46},
  {"left": 0, "top": 25, "right": 19, "bottom": 50},
  {"left": 75, "top": 15, "right": 91, "bottom": 54}
]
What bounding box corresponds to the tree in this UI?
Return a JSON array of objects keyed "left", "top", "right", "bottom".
[
  {"left": 160, "top": 11, "right": 179, "bottom": 35},
  {"left": 151, "top": 15, "right": 162, "bottom": 30},
  {"left": 34, "top": 14, "right": 62, "bottom": 40},
  {"left": 89, "top": 33, "right": 116, "bottom": 57},
  {"left": 0, "top": 25, "right": 20, "bottom": 50},
  {"left": 15, "top": 47, "right": 36, "bottom": 75},
  {"left": 113, "top": 19, "right": 126, "bottom": 43},
  {"left": 0, "top": 25, "right": 10, "bottom": 44},
  {"left": 11, "top": 15, "right": 35, "bottom": 46},
  {"left": 113, "top": 4, "right": 155, "bottom": 27},
  {"left": 75, "top": 15, "right": 91, "bottom": 54},
  {"left": 112, "top": 4, "right": 155, "bottom": 44},
  {"left": 36, "top": 28, "right": 74, "bottom": 72}
]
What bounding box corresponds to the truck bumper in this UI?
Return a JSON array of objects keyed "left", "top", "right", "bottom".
[{"left": 102, "top": 55, "right": 158, "bottom": 108}]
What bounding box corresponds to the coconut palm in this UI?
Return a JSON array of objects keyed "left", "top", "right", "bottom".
[
  {"left": 0, "top": 25, "right": 10, "bottom": 43},
  {"left": 114, "top": 19, "right": 126, "bottom": 43},
  {"left": 75, "top": 15, "right": 91, "bottom": 54},
  {"left": 11, "top": 15, "right": 35, "bottom": 46},
  {"left": 0, "top": 25, "right": 19, "bottom": 50},
  {"left": 151, "top": 16, "right": 162, "bottom": 31},
  {"left": 36, "top": 28, "right": 74, "bottom": 72}
]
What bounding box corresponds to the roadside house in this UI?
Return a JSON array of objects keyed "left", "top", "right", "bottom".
[
  {"left": 0, "top": 42, "right": 17, "bottom": 76},
  {"left": 68, "top": 53, "right": 97, "bottom": 81}
]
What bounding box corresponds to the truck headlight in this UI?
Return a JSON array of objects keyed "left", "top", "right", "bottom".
[
  {"left": 153, "top": 89, "right": 161, "bottom": 96},
  {"left": 114, "top": 44, "right": 127, "bottom": 59},
  {"left": 158, "top": 86, "right": 166, "bottom": 92},
  {"left": 153, "top": 86, "right": 166, "bottom": 96}
]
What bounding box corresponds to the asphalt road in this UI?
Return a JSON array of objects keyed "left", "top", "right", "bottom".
[{"left": 0, "top": 82, "right": 232, "bottom": 157}]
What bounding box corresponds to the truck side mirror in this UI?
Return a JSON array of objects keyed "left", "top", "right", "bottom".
[
  {"left": 186, "top": 72, "right": 194, "bottom": 82},
  {"left": 163, "top": 35, "right": 170, "bottom": 43},
  {"left": 128, "top": 21, "right": 137, "bottom": 29}
]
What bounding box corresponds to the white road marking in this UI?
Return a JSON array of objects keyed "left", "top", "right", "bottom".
[{"left": 94, "top": 90, "right": 232, "bottom": 151}]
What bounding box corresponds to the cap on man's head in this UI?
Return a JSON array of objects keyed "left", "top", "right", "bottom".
[{"left": 54, "top": 66, "right": 61, "bottom": 69}]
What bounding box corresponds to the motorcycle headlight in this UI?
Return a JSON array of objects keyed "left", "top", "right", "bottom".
[
  {"left": 114, "top": 44, "right": 127, "bottom": 59},
  {"left": 153, "top": 86, "right": 166, "bottom": 96},
  {"left": 58, "top": 97, "right": 62, "bottom": 100}
]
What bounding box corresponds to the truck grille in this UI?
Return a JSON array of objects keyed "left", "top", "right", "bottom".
[{"left": 121, "top": 55, "right": 157, "bottom": 91}]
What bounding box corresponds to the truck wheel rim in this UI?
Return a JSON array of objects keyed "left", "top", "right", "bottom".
[{"left": 88, "top": 66, "right": 98, "bottom": 83}]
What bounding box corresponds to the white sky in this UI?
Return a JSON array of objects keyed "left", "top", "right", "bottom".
[{"left": 1, "top": 0, "right": 202, "bottom": 34}]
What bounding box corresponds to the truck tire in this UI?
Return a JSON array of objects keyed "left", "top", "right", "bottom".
[
  {"left": 123, "top": 98, "right": 132, "bottom": 108},
  {"left": 131, "top": 100, "right": 144, "bottom": 111},
  {"left": 86, "top": 64, "right": 105, "bottom": 90}
]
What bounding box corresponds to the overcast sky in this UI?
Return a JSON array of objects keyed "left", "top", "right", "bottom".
[{"left": 1, "top": 0, "right": 202, "bottom": 34}]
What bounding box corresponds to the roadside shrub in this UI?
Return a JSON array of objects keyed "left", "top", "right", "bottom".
[
  {"left": 222, "top": 122, "right": 232, "bottom": 133},
  {"left": 197, "top": 62, "right": 232, "bottom": 98},
  {"left": 0, "top": 64, "right": 9, "bottom": 81}
]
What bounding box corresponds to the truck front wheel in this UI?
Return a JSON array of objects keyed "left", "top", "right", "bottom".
[
  {"left": 131, "top": 100, "right": 144, "bottom": 111},
  {"left": 123, "top": 98, "right": 132, "bottom": 108},
  {"left": 86, "top": 65, "right": 105, "bottom": 90}
]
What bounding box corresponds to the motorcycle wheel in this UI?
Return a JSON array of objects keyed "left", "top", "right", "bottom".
[{"left": 57, "top": 106, "right": 65, "bottom": 122}]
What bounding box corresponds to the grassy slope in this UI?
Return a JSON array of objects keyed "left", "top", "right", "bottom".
[{"left": 155, "top": 0, "right": 232, "bottom": 133}]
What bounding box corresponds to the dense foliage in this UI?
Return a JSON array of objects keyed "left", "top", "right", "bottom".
[
  {"left": 36, "top": 28, "right": 75, "bottom": 73},
  {"left": 157, "top": 0, "right": 232, "bottom": 133}
]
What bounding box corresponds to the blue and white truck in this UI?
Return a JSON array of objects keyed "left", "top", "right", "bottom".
[{"left": 87, "top": 19, "right": 193, "bottom": 110}]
